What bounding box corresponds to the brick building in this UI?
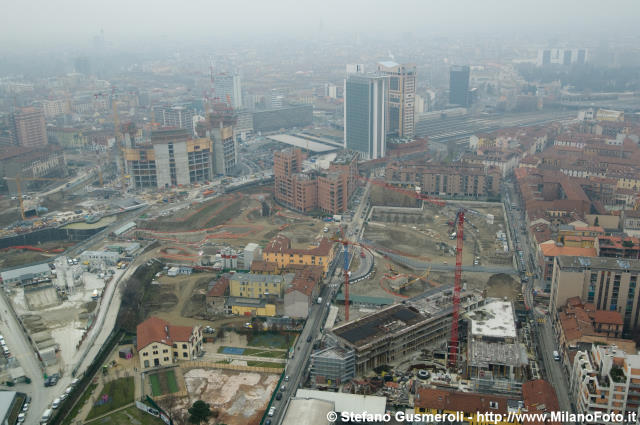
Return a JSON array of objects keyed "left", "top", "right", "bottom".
[
  {"left": 273, "top": 148, "right": 358, "bottom": 214},
  {"left": 385, "top": 161, "right": 501, "bottom": 198}
]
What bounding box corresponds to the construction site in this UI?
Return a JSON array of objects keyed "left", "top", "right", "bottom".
[{"left": 341, "top": 188, "right": 517, "bottom": 309}]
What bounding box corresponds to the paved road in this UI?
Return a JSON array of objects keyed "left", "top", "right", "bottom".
[
  {"left": 0, "top": 292, "right": 48, "bottom": 425},
  {"left": 504, "top": 182, "right": 572, "bottom": 416},
  {"left": 272, "top": 180, "right": 374, "bottom": 424}
]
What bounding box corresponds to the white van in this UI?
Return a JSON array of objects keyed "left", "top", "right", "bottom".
[
  {"left": 553, "top": 350, "right": 560, "bottom": 361},
  {"left": 41, "top": 408, "right": 52, "bottom": 424}
]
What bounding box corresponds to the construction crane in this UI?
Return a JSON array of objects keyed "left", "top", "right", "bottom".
[
  {"left": 448, "top": 209, "right": 465, "bottom": 368},
  {"left": 4, "top": 176, "right": 67, "bottom": 220}
]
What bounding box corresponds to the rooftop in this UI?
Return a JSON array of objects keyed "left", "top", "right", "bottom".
[
  {"left": 468, "top": 300, "right": 517, "bottom": 339},
  {"left": 281, "top": 398, "right": 334, "bottom": 425},
  {"left": 415, "top": 387, "right": 518, "bottom": 414},
  {"left": 230, "top": 272, "right": 295, "bottom": 285},
  {"left": 295, "top": 389, "right": 386, "bottom": 415},
  {"left": 136, "top": 317, "right": 196, "bottom": 351},
  {"left": 0, "top": 263, "right": 51, "bottom": 281},
  {"left": 556, "top": 256, "right": 640, "bottom": 272},
  {"left": 332, "top": 304, "right": 425, "bottom": 347},
  {"left": 522, "top": 380, "right": 560, "bottom": 423}
]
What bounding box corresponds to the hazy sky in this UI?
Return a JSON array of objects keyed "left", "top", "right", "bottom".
[{"left": 2, "top": 0, "right": 639, "bottom": 49}]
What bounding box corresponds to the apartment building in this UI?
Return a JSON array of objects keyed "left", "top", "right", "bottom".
[
  {"left": 550, "top": 256, "right": 640, "bottom": 334},
  {"left": 570, "top": 344, "right": 640, "bottom": 417},
  {"left": 262, "top": 235, "right": 335, "bottom": 274},
  {"left": 554, "top": 297, "right": 633, "bottom": 374},
  {"left": 12, "top": 107, "right": 48, "bottom": 148},
  {"left": 136, "top": 316, "right": 202, "bottom": 370},
  {"left": 274, "top": 148, "right": 358, "bottom": 214},
  {"left": 385, "top": 161, "right": 501, "bottom": 198},
  {"left": 124, "top": 129, "right": 214, "bottom": 189}
]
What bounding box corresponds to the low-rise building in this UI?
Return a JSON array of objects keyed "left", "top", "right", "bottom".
[
  {"left": 262, "top": 235, "right": 335, "bottom": 275},
  {"left": 205, "top": 276, "right": 229, "bottom": 314},
  {"left": 0, "top": 263, "right": 52, "bottom": 286},
  {"left": 136, "top": 316, "right": 202, "bottom": 369},
  {"left": 283, "top": 267, "right": 322, "bottom": 318},
  {"left": 79, "top": 250, "right": 120, "bottom": 266},
  {"left": 227, "top": 296, "right": 276, "bottom": 317}
]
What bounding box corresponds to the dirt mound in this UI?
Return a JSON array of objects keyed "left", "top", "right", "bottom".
[{"left": 485, "top": 273, "right": 520, "bottom": 301}]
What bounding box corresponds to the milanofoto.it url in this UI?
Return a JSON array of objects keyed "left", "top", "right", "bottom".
[{"left": 327, "top": 410, "right": 639, "bottom": 423}]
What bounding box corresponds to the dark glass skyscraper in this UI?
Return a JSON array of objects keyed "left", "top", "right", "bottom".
[{"left": 449, "top": 65, "right": 470, "bottom": 107}]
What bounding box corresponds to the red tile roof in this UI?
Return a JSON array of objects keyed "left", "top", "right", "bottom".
[
  {"left": 592, "top": 310, "right": 624, "bottom": 325},
  {"left": 206, "top": 276, "right": 229, "bottom": 297},
  {"left": 522, "top": 380, "right": 560, "bottom": 425},
  {"left": 136, "top": 316, "right": 196, "bottom": 351},
  {"left": 415, "top": 387, "right": 513, "bottom": 414}
]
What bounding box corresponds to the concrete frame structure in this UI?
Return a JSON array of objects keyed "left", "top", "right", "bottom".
[
  {"left": 330, "top": 287, "right": 484, "bottom": 375},
  {"left": 310, "top": 346, "right": 355, "bottom": 386},
  {"left": 124, "top": 129, "right": 214, "bottom": 189},
  {"left": 465, "top": 300, "right": 528, "bottom": 394}
]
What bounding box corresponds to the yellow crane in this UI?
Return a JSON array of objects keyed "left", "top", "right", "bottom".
[
  {"left": 397, "top": 265, "right": 432, "bottom": 291},
  {"left": 4, "top": 176, "right": 67, "bottom": 220}
]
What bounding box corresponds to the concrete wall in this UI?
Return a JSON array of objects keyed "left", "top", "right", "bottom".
[{"left": 284, "top": 290, "right": 310, "bottom": 318}]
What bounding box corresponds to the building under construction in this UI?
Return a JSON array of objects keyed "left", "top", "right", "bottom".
[
  {"left": 330, "top": 285, "right": 484, "bottom": 375},
  {"left": 464, "top": 300, "right": 528, "bottom": 395}
]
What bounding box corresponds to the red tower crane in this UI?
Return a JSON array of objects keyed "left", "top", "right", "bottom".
[{"left": 448, "top": 209, "right": 465, "bottom": 368}]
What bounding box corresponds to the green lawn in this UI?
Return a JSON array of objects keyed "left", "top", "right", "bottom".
[
  {"left": 246, "top": 361, "right": 285, "bottom": 369},
  {"left": 88, "top": 405, "right": 165, "bottom": 425},
  {"left": 148, "top": 369, "right": 180, "bottom": 396},
  {"left": 149, "top": 374, "right": 161, "bottom": 397},
  {"left": 86, "top": 377, "right": 135, "bottom": 420},
  {"left": 61, "top": 383, "right": 98, "bottom": 425},
  {"left": 247, "top": 332, "right": 295, "bottom": 349},
  {"left": 166, "top": 370, "right": 179, "bottom": 393}
]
